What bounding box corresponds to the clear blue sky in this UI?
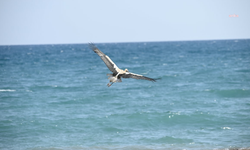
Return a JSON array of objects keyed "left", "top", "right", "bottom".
[{"left": 0, "top": 0, "right": 250, "bottom": 45}]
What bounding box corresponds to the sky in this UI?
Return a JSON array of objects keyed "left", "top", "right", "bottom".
[{"left": 0, "top": 0, "right": 250, "bottom": 45}]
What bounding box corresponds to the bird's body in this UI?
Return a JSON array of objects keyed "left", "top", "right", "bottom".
[{"left": 89, "top": 43, "right": 156, "bottom": 87}]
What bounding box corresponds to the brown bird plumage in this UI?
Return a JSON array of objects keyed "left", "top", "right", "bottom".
[{"left": 89, "top": 43, "right": 156, "bottom": 87}]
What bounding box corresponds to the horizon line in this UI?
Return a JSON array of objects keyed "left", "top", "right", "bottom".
[{"left": 0, "top": 38, "right": 249, "bottom": 46}]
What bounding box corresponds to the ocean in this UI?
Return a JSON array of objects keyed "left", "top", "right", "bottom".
[{"left": 0, "top": 40, "right": 250, "bottom": 150}]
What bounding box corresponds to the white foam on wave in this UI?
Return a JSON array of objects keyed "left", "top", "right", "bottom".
[{"left": 0, "top": 89, "right": 16, "bottom": 92}]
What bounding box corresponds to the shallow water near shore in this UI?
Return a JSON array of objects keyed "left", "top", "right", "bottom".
[{"left": 0, "top": 40, "right": 250, "bottom": 150}]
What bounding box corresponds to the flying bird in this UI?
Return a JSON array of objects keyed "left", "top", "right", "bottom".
[{"left": 89, "top": 43, "right": 157, "bottom": 87}]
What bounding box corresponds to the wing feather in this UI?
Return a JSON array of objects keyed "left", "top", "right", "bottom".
[
  {"left": 121, "top": 72, "right": 156, "bottom": 82},
  {"left": 89, "top": 43, "right": 119, "bottom": 73}
]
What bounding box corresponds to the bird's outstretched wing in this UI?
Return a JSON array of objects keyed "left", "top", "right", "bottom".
[
  {"left": 89, "top": 43, "right": 119, "bottom": 74},
  {"left": 121, "top": 72, "right": 156, "bottom": 82}
]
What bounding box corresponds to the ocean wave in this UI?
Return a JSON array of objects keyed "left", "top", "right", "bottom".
[
  {"left": 235, "top": 69, "right": 250, "bottom": 73},
  {"left": 142, "top": 135, "right": 193, "bottom": 144},
  {"left": 211, "top": 89, "right": 250, "bottom": 98},
  {"left": 0, "top": 89, "right": 15, "bottom": 92},
  {"left": 28, "top": 145, "right": 250, "bottom": 150}
]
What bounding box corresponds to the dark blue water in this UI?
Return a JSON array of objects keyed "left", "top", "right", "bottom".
[{"left": 0, "top": 40, "right": 250, "bottom": 150}]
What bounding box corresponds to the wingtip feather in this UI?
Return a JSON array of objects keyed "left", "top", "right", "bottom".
[
  {"left": 152, "top": 78, "right": 161, "bottom": 82},
  {"left": 89, "top": 42, "right": 97, "bottom": 50}
]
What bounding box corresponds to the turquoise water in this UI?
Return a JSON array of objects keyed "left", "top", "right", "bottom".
[{"left": 0, "top": 40, "right": 250, "bottom": 150}]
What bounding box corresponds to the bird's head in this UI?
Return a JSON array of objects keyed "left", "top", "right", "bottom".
[{"left": 125, "top": 69, "right": 129, "bottom": 72}]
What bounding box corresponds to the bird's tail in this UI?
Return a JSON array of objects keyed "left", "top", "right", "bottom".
[{"left": 107, "top": 74, "right": 113, "bottom": 78}]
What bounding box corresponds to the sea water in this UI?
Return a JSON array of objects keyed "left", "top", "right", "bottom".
[{"left": 0, "top": 40, "right": 250, "bottom": 150}]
